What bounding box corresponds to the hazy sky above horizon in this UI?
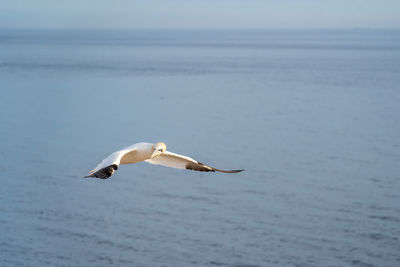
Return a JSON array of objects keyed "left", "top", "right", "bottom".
[{"left": 0, "top": 0, "right": 399, "bottom": 29}]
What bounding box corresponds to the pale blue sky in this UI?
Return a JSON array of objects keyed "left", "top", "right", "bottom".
[{"left": 0, "top": 0, "right": 399, "bottom": 29}]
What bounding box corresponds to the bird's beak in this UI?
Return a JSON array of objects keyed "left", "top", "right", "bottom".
[{"left": 151, "top": 150, "right": 162, "bottom": 158}]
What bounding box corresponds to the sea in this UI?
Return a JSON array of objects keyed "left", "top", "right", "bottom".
[{"left": 0, "top": 28, "right": 399, "bottom": 267}]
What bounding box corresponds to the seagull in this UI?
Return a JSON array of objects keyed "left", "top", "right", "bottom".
[{"left": 85, "top": 142, "right": 244, "bottom": 179}]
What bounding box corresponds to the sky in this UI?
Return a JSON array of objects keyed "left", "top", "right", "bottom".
[{"left": 0, "top": 0, "right": 399, "bottom": 29}]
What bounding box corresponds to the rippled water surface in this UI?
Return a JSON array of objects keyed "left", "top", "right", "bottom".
[{"left": 1, "top": 29, "right": 400, "bottom": 266}]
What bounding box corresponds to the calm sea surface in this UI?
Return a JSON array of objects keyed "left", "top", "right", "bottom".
[{"left": 0, "top": 29, "right": 399, "bottom": 267}]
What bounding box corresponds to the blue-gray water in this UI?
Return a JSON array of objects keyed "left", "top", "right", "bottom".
[{"left": 1, "top": 29, "right": 400, "bottom": 267}]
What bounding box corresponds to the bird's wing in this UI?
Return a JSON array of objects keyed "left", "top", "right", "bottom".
[
  {"left": 88, "top": 143, "right": 143, "bottom": 174},
  {"left": 87, "top": 151, "right": 126, "bottom": 174},
  {"left": 145, "top": 151, "right": 244, "bottom": 173}
]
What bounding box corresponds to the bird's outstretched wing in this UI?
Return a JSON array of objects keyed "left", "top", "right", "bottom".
[
  {"left": 145, "top": 151, "right": 243, "bottom": 173},
  {"left": 86, "top": 143, "right": 145, "bottom": 177},
  {"left": 87, "top": 151, "right": 123, "bottom": 175}
]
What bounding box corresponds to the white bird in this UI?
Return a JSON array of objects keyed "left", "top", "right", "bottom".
[{"left": 85, "top": 142, "right": 244, "bottom": 179}]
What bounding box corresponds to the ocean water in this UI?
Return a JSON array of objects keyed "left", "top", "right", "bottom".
[{"left": 0, "top": 29, "right": 399, "bottom": 267}]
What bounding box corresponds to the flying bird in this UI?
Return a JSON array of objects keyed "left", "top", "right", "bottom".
[{"left": 85, "top": 142, "right": 244, "bottom": 179}]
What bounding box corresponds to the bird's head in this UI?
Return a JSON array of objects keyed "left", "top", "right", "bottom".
[{"left": 151, "top": 142, "right": 166, "bottom": 158}]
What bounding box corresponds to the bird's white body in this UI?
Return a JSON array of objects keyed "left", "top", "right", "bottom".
[{"left": 85, "top": 142, "right": 243, "bottom": 179}]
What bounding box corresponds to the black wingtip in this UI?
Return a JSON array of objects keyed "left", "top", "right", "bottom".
[
  {"left": 83, "top": 165, "right": 116, "bottom": 179},
  {"left": 214, "top": 168, "right": 244, "bottom": 173}
]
